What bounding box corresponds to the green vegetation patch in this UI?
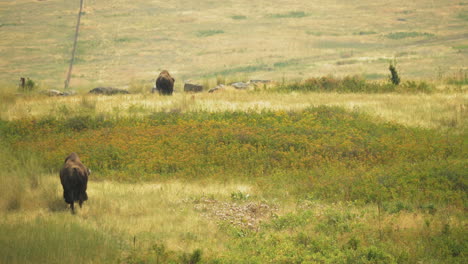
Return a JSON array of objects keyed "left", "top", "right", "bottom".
[
  {"left": 231, "top": 15, "right": 247, "bottom": 20},
  {"left": 385, "top": 31, "right": 435, "bottom": 39},
  {"left": 306, "top": 31, "right": 341, "bottom": 36},
  {"left": 211, "top": 206, "right": 467, "bottom": 263},
  {"left": 268, "top": 11, "right": 309, "bottom": 18},
  {"left": 457, "top": 11, "right": 468, "bottom": 21},
  {"left": 314, "top": 40, "right": 379, "bottom": 49},
  {"left": 196, "top": 30, "right": 224, "bottom": 37},
  {"left": 453, "top": 44, "right": 468, "bottom": 50},
  {"left": 206, "top": 64, "right": 269, "bottom": 76},
  {"left": 273, "top": 59, "right": 300, "bottom": 68},
  {"left": 0, "top": 23, "right": 19, "bottom": 27}
]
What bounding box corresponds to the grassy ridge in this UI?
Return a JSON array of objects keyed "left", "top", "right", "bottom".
[{"left": 1, "top": 106, "right": 465, "bottom": 206}]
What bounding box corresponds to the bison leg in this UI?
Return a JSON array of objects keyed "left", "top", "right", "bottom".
[
  {"left": 78, "top": 191, "right": 87, "bottom": 208},
  {"left": 63, "top": 190, "right": 72, "bottom": 204},
  {"left": 66, "top": 190, "right": 75, "bottom": 214}
]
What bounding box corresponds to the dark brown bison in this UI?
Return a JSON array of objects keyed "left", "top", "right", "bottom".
[
  {"left": 59, "top": 152, "right": 90, "bottom": 213},
  {"left": 155, "top": 70, "right": 175, "bottom": 95}
]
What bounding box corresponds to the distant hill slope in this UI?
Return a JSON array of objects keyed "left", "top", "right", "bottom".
[{"left": 0, "top": 0, "right": 466, "bottom": 88}]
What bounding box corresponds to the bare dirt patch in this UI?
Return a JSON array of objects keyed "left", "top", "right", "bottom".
[{"left": 193, "top": 198, "right": 278, "bottom": 230}]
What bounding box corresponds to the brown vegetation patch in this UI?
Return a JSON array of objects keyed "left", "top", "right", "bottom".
[{"left": 194, "top": 198, "right": 278, "bottom": 229}]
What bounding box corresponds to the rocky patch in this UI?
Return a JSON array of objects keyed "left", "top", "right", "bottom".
[
  {"left": 184, "top": 83, "right": 203, "bottom": 93},
  {"left": 193, "top": 197, "right": 277, "bottom": 230}
]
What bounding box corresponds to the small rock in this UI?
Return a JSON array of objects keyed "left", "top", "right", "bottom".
[
  {"left": 208, "top": 84, "right": 225, "bottom": 93},
  {"left": 184, "top": 83, "right": 203, "bottom": 93},
  {"left": 62, "top": 90, "right": 76, "bottom": 96},
  {"left": 40, "top": 89, "right": 63, "bottom": 96},
  {"left": 231, "top": 82, "right": 249, "bottom": 89},
  {"left": 151, "top": 84, "right": 158, "bottom": 94}
]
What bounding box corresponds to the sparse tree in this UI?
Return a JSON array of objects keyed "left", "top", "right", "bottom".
[{"left": 389, "top": 61, "right": 400, "bottom": 85}]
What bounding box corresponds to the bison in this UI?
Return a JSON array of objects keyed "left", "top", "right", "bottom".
[
  {"left": 155, "top": 70, "right": 175, "bottom": 95},
  {"left": 59, "top": 152, "right": 90, "bottom": 213}
]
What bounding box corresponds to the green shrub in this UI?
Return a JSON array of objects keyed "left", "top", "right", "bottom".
[
  {"left": 231, "top": 15, "right": 247, "bottom": 20},
  {"left": 268, "top": 11, "right": 309, "bottom": 18},
  {"left": 19, "top": 78, "right": 37, "bottom": 92}
]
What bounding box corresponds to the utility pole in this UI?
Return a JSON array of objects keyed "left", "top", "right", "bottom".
[{"left": 64, "top": 0, "right": 84, "bottom": 90}]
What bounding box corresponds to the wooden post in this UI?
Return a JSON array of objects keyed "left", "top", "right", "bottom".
[
  {"left": 64, "top": 0, "right": 84, "bottom": 90},
  {"left": 20, "top": 77, "right": 25, "bottom": 90}
]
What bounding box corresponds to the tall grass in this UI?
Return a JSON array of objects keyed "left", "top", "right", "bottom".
[
  {"left": 0, "top": 143, "right": 61, "bottom": 212},
  {"left": 1, "top": 90, "right": 466, "bottom": 131},
  {"left": 0, "top": 218, "right": 119, "bottom": 264}
]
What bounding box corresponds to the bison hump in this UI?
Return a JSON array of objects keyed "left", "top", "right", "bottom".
[{"left": 65, "top": 152, "right": 80, "bottom": 163}]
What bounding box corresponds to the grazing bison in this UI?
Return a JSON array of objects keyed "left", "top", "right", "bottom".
[
  {"left": 59, "top": 152, "right": 90, "bottom": 213},
  {"left": 155, "top": 70, "right": 175, "bottom": 95}
]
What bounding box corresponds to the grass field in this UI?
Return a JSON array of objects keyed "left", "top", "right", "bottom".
[
  {"left": 1, "top": 0, "right": 467, "bottom": 263},
  {"left": 0, "top": 98, "right": 466, "bottom": 263}
]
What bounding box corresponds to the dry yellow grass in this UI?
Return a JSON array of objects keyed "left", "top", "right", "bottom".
[
  {"left": 3, "top": 91, "right": 467, "bottom": 130},
  {"left": 1, "top": 173, "right": 254, "bottom": 254},
  {"left": 7, "top": 174, "right": 465, "bottom": 258}
]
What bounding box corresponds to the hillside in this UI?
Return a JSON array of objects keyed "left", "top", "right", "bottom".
[{"left": 1, "top": 0, "right": 467, "bottom": 89}]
